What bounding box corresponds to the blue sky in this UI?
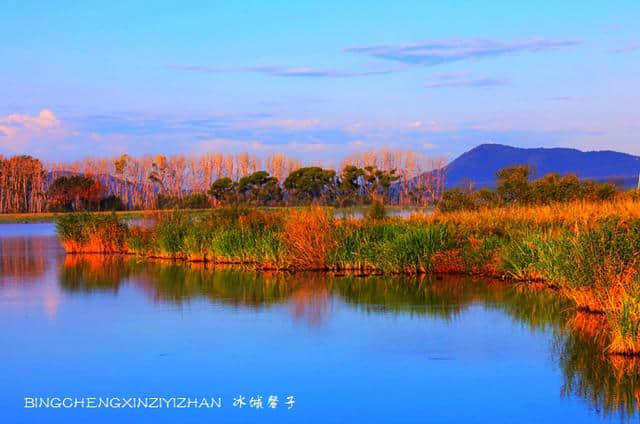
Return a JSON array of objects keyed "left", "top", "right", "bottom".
[{"left": 1, "top": 0, "right": 639, "bottom": 163}]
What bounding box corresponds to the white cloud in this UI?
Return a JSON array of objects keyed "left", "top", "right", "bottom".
[
  {"left": 169, "top": 64, "right": 394, "bottom": 78},
  {"left": 346, "top": 38, "right": 582, "bottom": 66},
  {"left": 198, "top": 138, "right": 268, "bottom": 152},
  {"left": 254, "top": 118, "right": 322, "bottom": 130},
  {"left": 608, "top": 41, "right": 640, "bottom": 54},
  {"left": 426, "top": 71, "right": 508, "bottom": 88},
  {"left": 0, "top": 109, "right": 67, "bottom": 152}
]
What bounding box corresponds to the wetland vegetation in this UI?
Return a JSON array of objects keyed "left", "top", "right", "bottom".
[{"left": 54, "top": 196, "right": 640, "bottom": 356}]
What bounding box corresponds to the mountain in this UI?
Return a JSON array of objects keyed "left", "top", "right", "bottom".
[{"left": 444, "top": 144, "right": 640, "bottom": 188}]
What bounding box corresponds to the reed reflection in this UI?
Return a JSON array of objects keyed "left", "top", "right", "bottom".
[
  {"left": 57, "top": 256, "right": 573, "bottom": 327},
  {"left": 57, "top": 255, "right": 640, "bottom": 420},
  {"left": 557, "top": 312, "right": 640, "bottom": 420}
]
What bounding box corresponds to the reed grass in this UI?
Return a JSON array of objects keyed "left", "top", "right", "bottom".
[
  {"left": 283, "top": 207, "right": 334, "bottom": 270},
  {"left": 56, "top": 212, "right": 128, "bottom": 253}
]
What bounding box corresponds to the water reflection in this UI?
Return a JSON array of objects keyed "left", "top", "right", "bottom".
[
  {"left": 54, "top": 254, "right": 640, "bottom": 420},
  {"left": 0, "top": 237, "right": 52, "bottom": 281},
  {"left": 60, "top": 256, "right": 297, "bottom": 304},
  {"left": 2, "top": 219, "right": 640, "bottom": 423},
  {"left": 557, "top": 313, "right": 640, "bottom": 420},
  {"left": 60, "top": 256, "right": 561, "bottom": 323}
]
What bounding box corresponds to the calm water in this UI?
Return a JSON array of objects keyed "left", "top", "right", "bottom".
[{"left": 0, "top": 223, "right": 638, "bottom": 423}]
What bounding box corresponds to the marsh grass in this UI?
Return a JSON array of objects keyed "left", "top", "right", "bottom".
[
  {"left": 56, "top": 212, "right": 128, "bottom": 253},
  {"left": 603, "top": 272, "right": 640, "bottom": 355},
  {"left": 328, "top": 221, "right": 450, "bottom": 273},
  {"left": 154, "top": 212, "right": 191, "bottom": 258},
  {"left": 283, "top": 207, "right": 334, "bottom": 270}
]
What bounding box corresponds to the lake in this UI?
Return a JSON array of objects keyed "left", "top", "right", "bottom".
[{"left": 0, "top": 223, "right": 637, "bottom": 423}]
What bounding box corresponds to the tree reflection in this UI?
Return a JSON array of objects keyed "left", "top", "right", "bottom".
[{"left": 0, "top": 237, "right": 52, "bottom": 281}]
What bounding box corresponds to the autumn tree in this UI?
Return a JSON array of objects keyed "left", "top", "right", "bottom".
[
  {"left": 148, "top": 154, "right": 169, "bottom": 193},
  {"left": 0, "top": 155, "right": 45, "bottom": 213},
  {"left": 113, "top": 154, "right": 130, "bottom": 207},
  {"left": 46, "top": 176, "right": 104, "bottom": 212}
]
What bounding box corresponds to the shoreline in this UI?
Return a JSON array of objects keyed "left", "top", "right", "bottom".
[{"left": 0, "top": 205, "right": 432, "bottom": 224}]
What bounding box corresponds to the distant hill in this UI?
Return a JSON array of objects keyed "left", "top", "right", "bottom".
[{"left": 444, "top": 144, "right": 640, "bottom": 188}]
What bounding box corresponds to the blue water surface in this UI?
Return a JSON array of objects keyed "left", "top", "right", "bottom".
[{"left": 0, "top": 223, "right": 634, "bottom": 423}]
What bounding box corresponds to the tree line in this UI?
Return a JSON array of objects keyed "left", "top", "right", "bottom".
[
  {"left": 437, "top": 165, "right": 623, "bottom": 212},
  {"left": 2, "top": 153, "right": 633, "bottom": 214},
  {"left": 0, "top": 150, "right": 445, "bottom": 213}
]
